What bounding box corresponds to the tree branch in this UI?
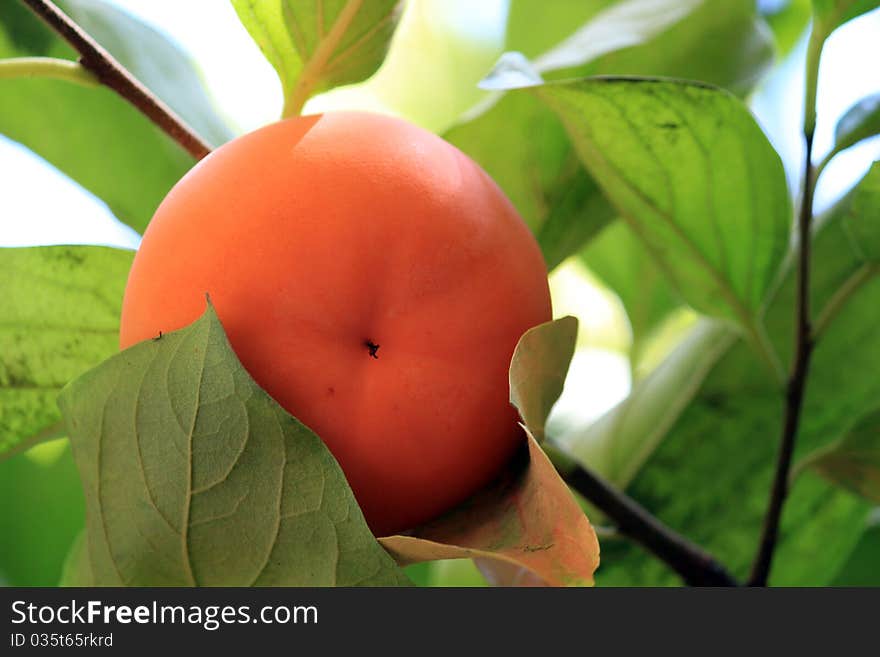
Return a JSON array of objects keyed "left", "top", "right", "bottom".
[
  {"left": 20, "top": 0, "right": 211, "bottom": 160},
  {"left": 747, "top": 30, "right": 824, "bottom": 588},
  {"left": 563, "top": 462, "right": 738, "bottom": 586}
]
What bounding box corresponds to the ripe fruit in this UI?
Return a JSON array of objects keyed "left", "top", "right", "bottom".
[{"left": 120, "top": 111, "right": 552, "bottom": 535}]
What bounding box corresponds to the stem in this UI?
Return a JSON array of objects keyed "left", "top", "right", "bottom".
[
  {"left": 0, "top": 56, "right": 98, "bottom": 87},
  {"left": 19, "top": 0, "right": 211, "bottom": 160},
  {"left": 747, "top": 30, "right": 824, "bottom": 587},
  {"left": 563, "top": 463, "right": 738, "bottom": 586}
]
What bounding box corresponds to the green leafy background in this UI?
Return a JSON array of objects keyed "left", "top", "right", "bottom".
[{"left": 2, "top": 0, "right": 880, "bottom": 586}]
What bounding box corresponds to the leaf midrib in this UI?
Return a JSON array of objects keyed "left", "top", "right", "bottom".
[{"left": 285, "top": 0, "right": 364, "bottom": 114}]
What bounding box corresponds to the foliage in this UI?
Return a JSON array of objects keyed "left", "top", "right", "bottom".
[
  {"left": 1, "top": 0, "right": 879, "bottom": 587},
  {"left": 59, "top": 302, "right": 411, "bottom": 586}
]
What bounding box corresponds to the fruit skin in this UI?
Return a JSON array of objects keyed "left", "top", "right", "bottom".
[{"left": 120, "top": 111, "right": 552, "bottom": 536}]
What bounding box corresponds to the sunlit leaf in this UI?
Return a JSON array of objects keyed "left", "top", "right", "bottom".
[
  {"left": 505, "top": 0, "right": 614, "bottom": 59},
  {"left": 0, "top": 246, "right": 131, "bottom": 461},
  {"left": 59, "top": 303, "right": 410, "bottom": 586},
  {"left": 0, "top": 0, "right": 223, "bottom": 233},
  {"left": 232, "top": 0, "right": 401, "bottom": 116},
  {"left": 559, "top": 0, "right": 775, "bottom": 95},
  {"left": 831, "top": 101, "right": 880, "bottom": 168},
  {"left": 509, "top": 317, "right": 578, "bottom": 443},
  {"left": 58, "top": 0, "right": 234, "bottom": 147},
  {"left": 812, "top": 0, "right": 880, "bottom": 36},
  {"left": 305, "top": 0, "right": 508, "bottom": 135},
  {"left": 380, "top": 434, "right": 600, "bottom": 587},
  {"left": 536, "top": 78, "right": 790, "bottom": 334},
  {"left": 450, "top": 0, "right": 774, "bottom": 271},
  {"left": 530, "top": 0, "right": 703, "bottom": 75}
]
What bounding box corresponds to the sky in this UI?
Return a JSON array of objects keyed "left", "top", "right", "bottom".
[{"left": 1, "top": 1, "right": 879, "bottom": 430}]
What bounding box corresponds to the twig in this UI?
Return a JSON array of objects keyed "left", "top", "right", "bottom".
[
  {"left": 19, "top": 0, "right": 211, "bottom": 160},
  {"left": 563, "top": 463, "right": 738, "bottom": 586},
  {"left": 747, "top": 30, "right": 824, "bottom": 587},
  {"left": 0, "top": 56, "right": 98, "bottom": 86}
]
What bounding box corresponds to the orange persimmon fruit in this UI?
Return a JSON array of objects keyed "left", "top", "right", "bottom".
[{"left": 120, "top": 111, "right": 552, "bottom": 536}]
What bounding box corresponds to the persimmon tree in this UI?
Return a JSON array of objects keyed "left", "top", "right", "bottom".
[{"left": 1, "top": 0, "right": 879, "bottom": 587}]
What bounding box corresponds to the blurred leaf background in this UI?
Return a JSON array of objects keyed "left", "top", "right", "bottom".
[{"left": 1, "top": 0, "right": 879, "bottom": 586}]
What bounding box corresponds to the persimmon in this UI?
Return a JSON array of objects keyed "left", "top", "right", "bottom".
[{"left": 119, "top": 111, "right": 552, "bottom": 536}]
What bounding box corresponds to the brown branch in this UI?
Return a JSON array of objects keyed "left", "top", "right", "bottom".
[
  {"left": 747, "top": 134, "right": 817, "bottom": 587},
  {"left": 747, "top": 29, "right": 825, "bottom": 585},
  {"left": 20, "top": 0, "right": 211, "bottom": 160},
  {"left": 563, "top": 462, "right": 738, "bottom": 586}
]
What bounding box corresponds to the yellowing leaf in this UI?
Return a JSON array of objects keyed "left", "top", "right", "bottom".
[
  {"left": 509, "top": 317, "right": 578, "bottom": 443},
  {"left": 381, "top": 319, "right": 596, "bottom": 586},
  {"left": 798, "top": 408, "right": 880, "bottom": 504},
  {"left": 380, "top": 434, "right": 600, "bottom": 587}
]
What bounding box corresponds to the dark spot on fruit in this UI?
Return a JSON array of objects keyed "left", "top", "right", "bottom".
[
  {"left": 364, "top": 340, "right": 380, "bottom": 359},
  {"left": 327, "top": 386, "right": 335, "bottom": 395}
]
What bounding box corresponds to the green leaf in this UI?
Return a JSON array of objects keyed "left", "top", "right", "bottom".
[
  {"left": 842, "top": 161, "right": 880, "bottom": 260},
  {"left": 0, "top": 1, "right": 201, "bottom": 234},
  {"left": 812, "top": 0, "right": 880, "bottom": 36},
  {"left": 579, "top": 176, "right": 880, "bottom": 586},
  {"left": 830, "top": 510, "right": 880, "bottom": 585},
  {"left": 57, "top": 0, "right": 234, "bottom": 147},
  {"left": 59, "top": 302, "right": 410, "bottom": 586},
  {"left": 830, "top": 97, "right": 880, "bottom": 166},
  {"left": 762, "top": 0, "right": 813, "bottom": 57},
  {"left": 0, "top": 246, "right": 132, "bottom": 461},
  {"left": 564, "top": 0, "right": 775, "bottom": 95},
  {"left": 555, "top": 319, "right": 735, "bottom": 487},
  {"left": 816, "top": 162, "right": 880, "bottom": 334},
  {"left": 59, "top": 530, "right": 92, "bottom": 586},
  {"left": 506, "top": 0, "right": 774, "bottom": 95},
  {"left": 535, "top": 167, "right": 617, "bottom": 270},
  {"left": 528, "top": 0, "right": 704, "bottom": 76},
  {"left": 509, "top": 317, "right": 578, "bottom": 443},
  {"left": 505, "top": 0, "right": 615, "bottom": 60},
  {"left": 232, "top": 0, "right": 401, "bottom": 116},
  {"left": 797, "top": 408, "right": 880, "bottom": 504},
  {"left": 582, "top": 221, "right": 680, "bottom": 367},
  {"left": 536, "top": 79, "right": 790, "bottom": 334},
  {"left": 0, "top": 441, "right": 85, "bottom": 586},
  {"left": 446, "top": 92, "right": 615, "bottom": 270},
  {"left": 450, "top": 1, "right": 774, "bottom": 271}
]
